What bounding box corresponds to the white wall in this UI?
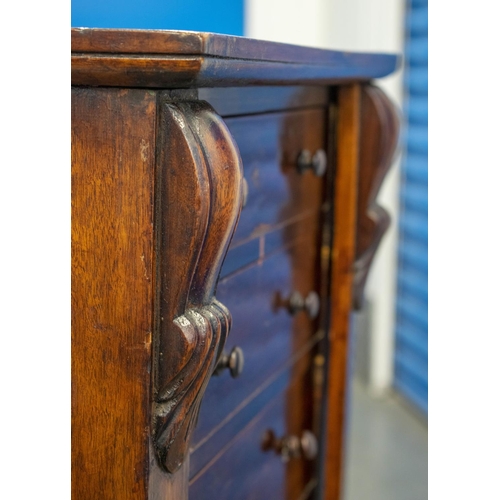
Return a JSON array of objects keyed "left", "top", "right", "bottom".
[{"left": 245, "top": 0, "right": 405, "bottom": 394}]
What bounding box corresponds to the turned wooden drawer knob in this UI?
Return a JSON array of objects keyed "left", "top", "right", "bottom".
[
  {"left": 213, "top": 346, "right": 244, "bottom": 378},
  {"left": 297, "top": 149, "right": 327, "bottom": 177},
  {"left": 287, "top": 290, "right": 320, "bottom": 319},
  {"left": 262, "top": 429, "right": 318, "bottom": 462}
]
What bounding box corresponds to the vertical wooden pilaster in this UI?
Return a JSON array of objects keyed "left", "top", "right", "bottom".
[{"left": 324, "top": 84, "right": 361, "bottom": 500}]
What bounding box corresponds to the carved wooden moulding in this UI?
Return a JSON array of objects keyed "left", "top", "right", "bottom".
[
  {"left": 153, "top": 98, "right": 244, "bottom": 473},
  {"left": 353, "top": 85, "right": 400, "bottom": 309}
]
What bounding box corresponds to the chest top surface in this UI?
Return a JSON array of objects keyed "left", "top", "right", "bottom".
[{"left": 71, "top": 28, "right": 399, "bottom": 88}]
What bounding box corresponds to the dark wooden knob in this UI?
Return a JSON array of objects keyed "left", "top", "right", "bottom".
[
  {"left": 262, "top": 429, "right": 318, "bottom": 462},
  {"left": 287, "top": 291, "right": 320, "bottom": 319},
  {"left": 297, "top": 149, "right": 327, "bottom": 177},
  {"left": 214, "top": 346, "right": 244, "bottom": 378}
]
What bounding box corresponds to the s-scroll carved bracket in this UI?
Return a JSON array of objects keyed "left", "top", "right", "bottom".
[
  {"left": 153, "top": 98, "right": 244, "bottom": 473},
  {"left": 353, "top": 85, "right": 400, "bottom": 310}
]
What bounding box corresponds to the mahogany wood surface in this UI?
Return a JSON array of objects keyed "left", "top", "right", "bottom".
[
  {"left": 71, "top": 28, "right": 396, "bottom": 66},
  {"left": 189, "top": 332, "right": 323, "bottom": 485},
  {"left": 71, "top": 87, "right": 156, "bottom": 500},
  {"left": 191, "top": 234, "right": 321, "bottom": 474},
  {"left": 187, "top": 105, "right": 327, "bottom": 486},
  {"left": 323, "top": 84, "right": 361, "bottom": 500},
  {"left": 189, "top": 358, "right": 316, "bottom": 500},
  {"left": 71, "top": 54, "right": 397, "bottom": 89},
  {"left": 199, "top": 86, "right": 329, "bottom": 117},
  {"left": 224, "top": 108, "right": 326, "bottom": 247},
  {"left": 221, "top": 211, "right": 320, "bottom": 279},
  {"left": 71, "top": 29, "right": 399, "bottom": 500},
  {"left": 353, "top": 85, "right": 400, "bottom": 309},
  {"left": 71, "top": 29, "right": 398, "bottom": 88}
]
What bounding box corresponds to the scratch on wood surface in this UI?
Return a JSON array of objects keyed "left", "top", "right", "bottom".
[
  {"left": 258, "top": 235, "right": 265, "bottom": 265},
  {"left": 140, "top": 139, "right": 149, "bottom": 162},
  {"left": 140, "top": 254, "right": 150, "bottom": 280}
]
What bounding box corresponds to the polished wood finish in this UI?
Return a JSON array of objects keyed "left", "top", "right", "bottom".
[
  {"left": 189, "top": 332, "right": 322, "bottom": 486},
  {"left": 71, "top": 88, "right": 156, "bottom": 500},
  {"left": 71, "top": 54, "right": 397, "bottom": 89},
  {"left": 71, "top": 29, "right": 398, "bottom": 88},
  {"left": 199, "top": 86, "right": 329, "bottom": 117},
  {"left": 191, "top": 236, "right": 321, "bottom": 476},
  {"left": 353, "top": 85, "right": 400, "bottom": 309},
  {"left": 153, "top": 98, "right": 243, "bottom": 473},
  {"left": 323, "top": 84, "right": 361, "bottom": 500},
  {"left": 71, "top": 28, "right": 396, "bottom": 66},
  {"left": 224, "top": 109, "right": 326, "bottom": 247},
  {"left": 71, "top": 29, "right": 399, "bottom": 500},
  {"left": 221, "top": 212, "right": 320, "bottom": 278},
  {"left": 189, "top": 356, "right": 316, "bottom": 500}
]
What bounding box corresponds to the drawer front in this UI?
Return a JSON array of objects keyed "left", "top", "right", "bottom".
[
  {"left": 220, "top": 209, "right": 321, "bottom": 279},
  {"left": 189, "top": 366, "right": 317, "bottom": 500},
  {"left": 191, "top": 230, "right": 321, "bottom": 454},
  {"left": 188, "top": 105, "right": 328, "bottom": 495},
  {"left": 199, "top": 86, "right": 329, "bottom": 118},
  {"left": 222, "top": 108, "right": 327, "bottom": 277}
]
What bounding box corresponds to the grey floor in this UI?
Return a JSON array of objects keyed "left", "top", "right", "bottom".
[{"left": 342, "top": 380, "right": 428, "bottom": 500}]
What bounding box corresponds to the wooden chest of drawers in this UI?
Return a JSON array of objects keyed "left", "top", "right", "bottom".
[{"left": 71, "top": 29, "right": 399, "bottom": 500}]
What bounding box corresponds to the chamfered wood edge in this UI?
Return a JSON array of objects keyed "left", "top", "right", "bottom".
[
  {"left": 352, "top": 84, "right": 400, "bottom": 310},
  {"left": 152, "top": 96, "right": 244, "bottom": 476},
  {"left": 71, "top": 54, "right": 398, "bottom": 88}
]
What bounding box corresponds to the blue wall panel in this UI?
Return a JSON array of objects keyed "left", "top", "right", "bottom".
[
  {"left": 72, "top": 0, "right": 244, "bottom": 36},
  {"left": 394, "top": 0, "right": 428, "bottom": 416}
]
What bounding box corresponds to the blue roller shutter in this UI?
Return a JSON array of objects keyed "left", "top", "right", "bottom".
[{"left": 394, "top": 0, "right": 428, "bottom": 415}]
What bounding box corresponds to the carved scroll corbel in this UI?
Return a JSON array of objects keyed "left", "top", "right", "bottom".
[
  {"left": 353, "top": 84, "right": 400, "bottom": 309},
  {"left": 153, "top": 99, "right": 244, "bottom": 473}
]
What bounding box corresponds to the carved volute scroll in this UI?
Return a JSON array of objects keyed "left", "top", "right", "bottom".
[
  {"left": 153, "top": 98, "right": 244, "bottom": 473},
  {"left": 353, "top": 84, "right": 400, "bottom": 309}
]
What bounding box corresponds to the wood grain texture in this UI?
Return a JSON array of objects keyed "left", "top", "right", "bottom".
[
  {"left": 188, "top": 108, "right": 328, "bottom": 485},
  {"left": 189, "top": 356, "right": 317, "bottom": 500},
  {"left": 152, "top": 97, "right": 244, "bottom": 474},
  {"left": 199, "top": 86, "right": 329, "bottom": 117},
  {"left": 71, "top": 32, "right": 400, "bottom": 499},
  {"left": 72, "top": 28, "right": 205, "bottom": 55},
  {"left": 224, "top": 108, "right": 326, "bottom": 247},
  {"left": 191, "top": 234, "right": 321, "bottom": 475},
  {"left": 72, "top": 28, "right": 398, "bottom": 66},
  {"left": 189, "top": 332, "right": 323, "bottom": 486},
  {"left": 71, "top": 55, "right": 397, "bottom": 89},
  {"left": 221, "top": 211, "right": 320, "bottom": 279},
  {"left": 323, "top": 84, "right": 361, "bottom": 500},
  {"left": 71, "top": 88, "right": 156, "bottom": 500},
  {"left": 353, "top": 85, "right": 400, "bottom": 309},
  {"left": 71, "top": 29, "right": 398, "bottom": 88}
]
